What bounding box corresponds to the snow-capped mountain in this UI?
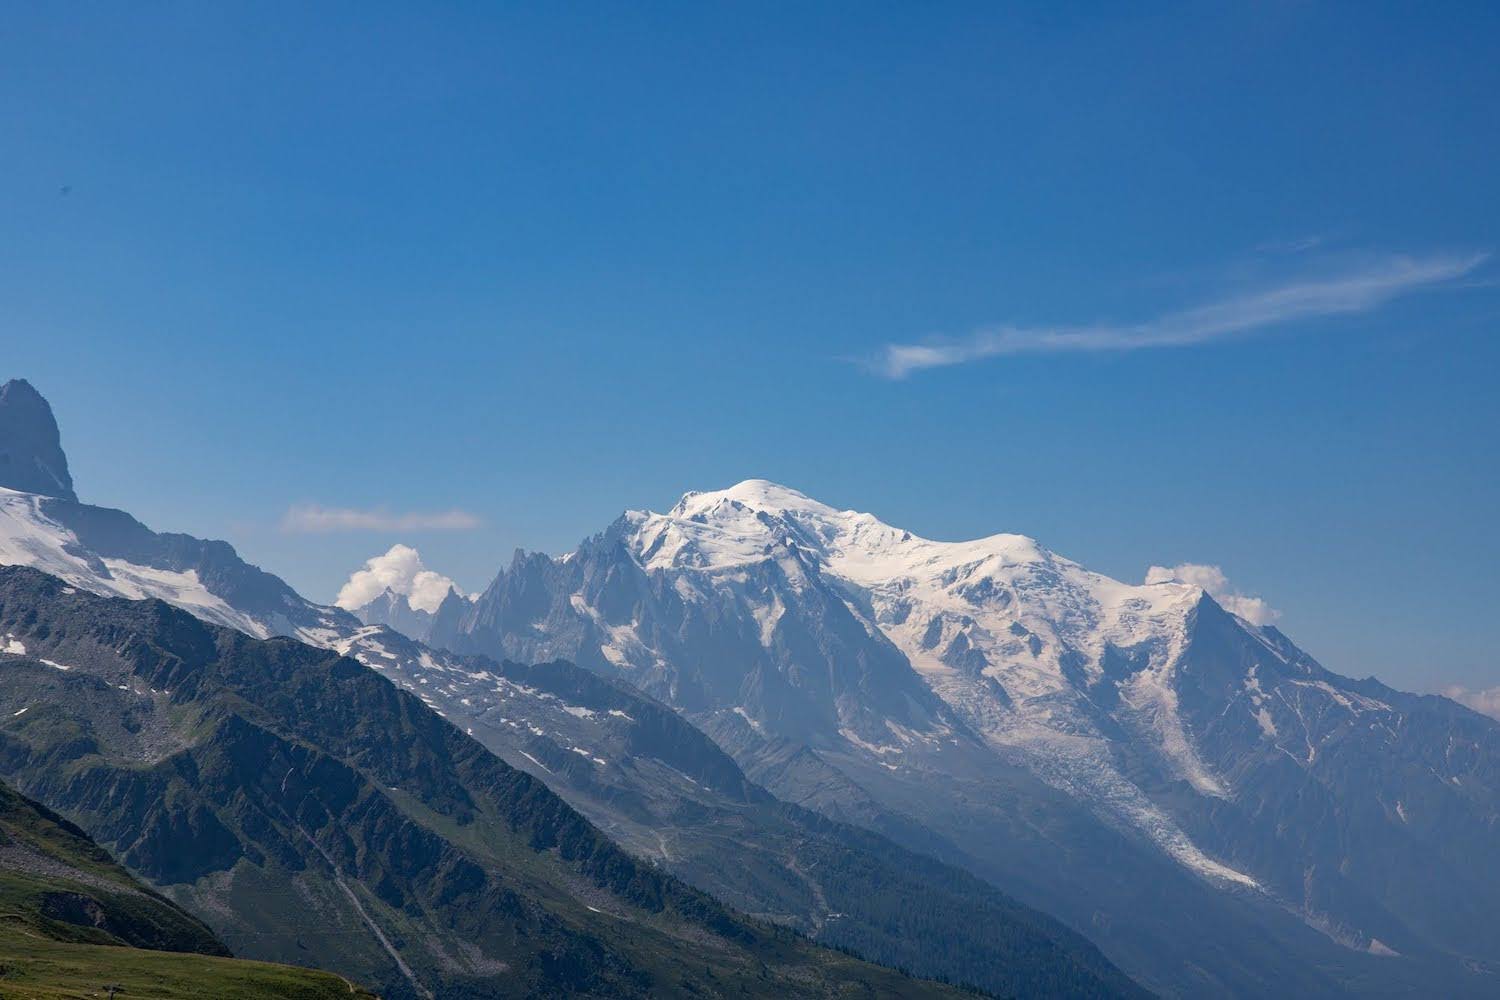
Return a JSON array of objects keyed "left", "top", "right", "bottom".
[
  {"left": 348, "top": 586, "right": 447, "bottom": 640},
  {"left": 0, "top": 380, "right": 448, "bottom": 701},
  {"left": 9, "top": 375, "right": 1500, "bottom": 996},
  {"left": 415, "top": 481, "right": 1264, "bottom": 879},
  {"left": 377, "top": 477, "right": 1500, "bottom": 995}
]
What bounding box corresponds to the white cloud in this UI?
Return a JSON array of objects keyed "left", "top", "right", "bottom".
[
  {"left": 1144, "top": 562, "right": 1280, "bottom": 626},
  {"left": 1442, "top": 686, "right": 1500, "bottom": 721},
  {"left": 335, "top": 544, "right": 462, "bottom": 613},
  {"left": 281, "top": 504, "right": 481, "bottom": 534},
  {"left": 863, "top": 251, "right": 1487, "bottom": 378}
]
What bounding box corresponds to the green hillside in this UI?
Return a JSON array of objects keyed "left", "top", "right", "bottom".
[{"left": 0, "top": 776, "right": 375, "bottom": 998}]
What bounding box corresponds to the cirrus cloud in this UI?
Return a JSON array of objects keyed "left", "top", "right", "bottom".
[
  {"left": 862, "top": 251, "right": 1487, "bottom": 378},
  {"left": 280, "top": 504, "right": 481, "bottom": 534}
]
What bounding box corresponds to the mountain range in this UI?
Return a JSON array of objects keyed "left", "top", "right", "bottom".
[
  {"left": 0, "top": 562, "right": 999, "bottom": 998},
  {"left": 359, "top": 482, "right": 1500, "bottom": 997},
  {"left": 0, "top": 380, "right": 1152, "bottom": 996},
  {"left": 4, "top": 375, "right": 1499, "bottom": 997}
]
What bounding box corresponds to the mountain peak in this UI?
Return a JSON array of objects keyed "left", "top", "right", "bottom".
[
  {"left": 673, "top": 479, "right": 838, "bottom": 519},
  {"left": 0, "top": 379, "right": 77, "bottom": 502}
]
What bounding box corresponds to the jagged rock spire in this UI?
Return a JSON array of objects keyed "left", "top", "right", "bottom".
[{"left": 0, "top": 379, "right": 77, "bottom": 501}]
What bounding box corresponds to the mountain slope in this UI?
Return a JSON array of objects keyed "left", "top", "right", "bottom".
[
  {"left": 403, "top": 478, "right": 1500, "bottom": 997},
  {"left": 0, "top": 773, "right": 375, "bottom": 999},
  {"left": 343, "top": 625, "right": 1147, "bottom": 999},
  {"left": 0, "top": 564, "right": 970, "bottom": 999},
  {"left": 0, "top": 485, "right": 337, "bottom": 640},
  {"left": 0, "top": 776, "right": 226, "bottom": 957}
]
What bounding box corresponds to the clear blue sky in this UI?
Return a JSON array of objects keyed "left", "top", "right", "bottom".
[{"left": 4, "top": 4, "right": 1497, "bottom": 693}]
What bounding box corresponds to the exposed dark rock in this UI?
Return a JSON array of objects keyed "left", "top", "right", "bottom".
[{"left": 0, "top": 379, "right": 76, "bottom": 501}]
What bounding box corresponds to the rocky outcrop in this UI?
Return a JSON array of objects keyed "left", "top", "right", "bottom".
[{"left": 0, "top": 379, "right": 76, "bottom": 501}]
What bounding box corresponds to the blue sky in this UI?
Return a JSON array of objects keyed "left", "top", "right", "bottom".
[{"left": 4, "top": 4, "right": 1497, "bottom": 694}]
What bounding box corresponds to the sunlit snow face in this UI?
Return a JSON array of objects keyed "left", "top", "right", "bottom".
[
  {"left": 583, "top": 480, "right": 1261, "bottom": 887},
  {"left": 0, "top": 489, "right": 269, "bottom": 637}
]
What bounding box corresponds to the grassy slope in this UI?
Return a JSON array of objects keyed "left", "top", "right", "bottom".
[
  {"left": 0, "top": 778, "right": 375, "bottom": 999},
  {"left": 0, "top": 926, "right": 375, "bottom": 1000}
]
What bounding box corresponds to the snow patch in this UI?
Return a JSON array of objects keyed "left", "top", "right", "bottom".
[
  {"left": 516, "top": 750, "right": 550, "bottom": 773},
  {"left": 1254, "top": 707, "right": 1278, "bottom": 738},
  {"left": 733, "top": 706, "right": 765, "bottom": 735}
]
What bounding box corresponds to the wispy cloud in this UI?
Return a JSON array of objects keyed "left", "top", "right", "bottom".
[
  {"left": 1144, "top": 562, "right": 1279, "bottom": 626},
  {"left": 1442, "top": 685, "right": 1500, "bottom": 721},
  {"left": 280, "top": 504, "right": 481, "bottom": 534},
  {"left": 1254, "top": 234, "right": 1326, "bottom": 255},
  {"left": 863, "top": 251, "right": 1487, "bottom": 379}
]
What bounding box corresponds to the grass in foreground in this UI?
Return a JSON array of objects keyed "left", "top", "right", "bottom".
[{"left": 0, "top": 921, "right": 376, "bottom": 1000}]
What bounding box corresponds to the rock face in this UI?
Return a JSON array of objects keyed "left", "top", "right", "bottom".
[
  {"left": 353, "top": 587, "right": 443, "bottom": 641},
  {"left": 0, "top": 379, "right": 76, "bottom": 501}
]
